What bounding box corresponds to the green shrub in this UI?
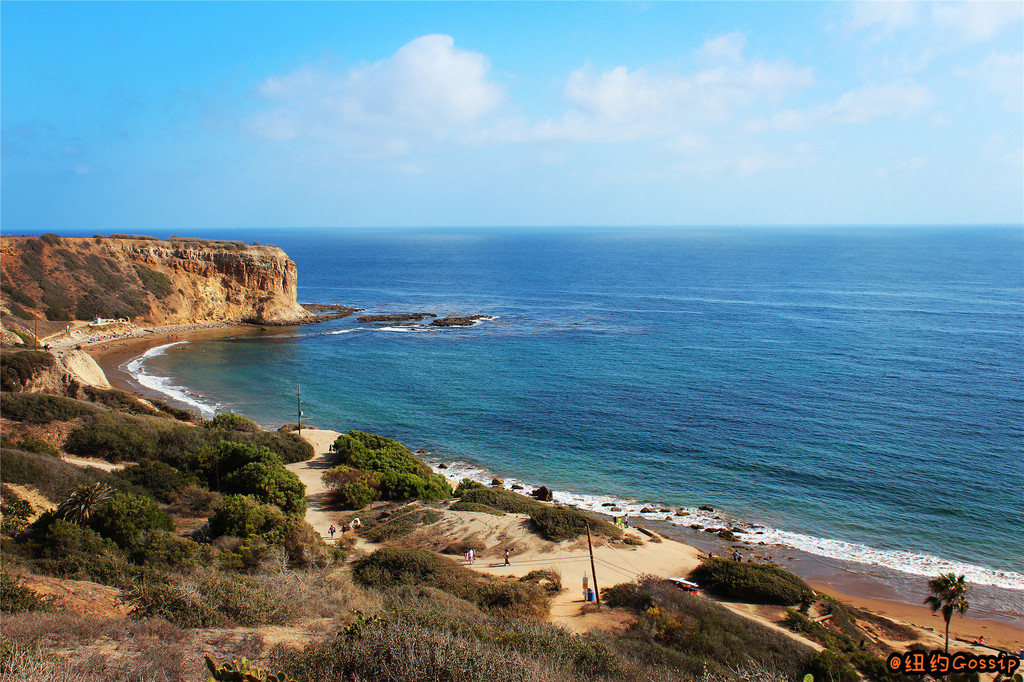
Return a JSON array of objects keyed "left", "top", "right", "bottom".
[
  {"left": 136, "top": 266, "right": 173, "bottom": 298},
  {"left": 449, "top": 501, "right": 505, "bottom": 516},
  {"left": 0, "top": 392, "right": 95, "bottom": 423},
  {"left": 83, "top": 387, "right": 165, "bottom": 417},
  {"left": 457, "top": 487, "right": 540, "bottom": 514},
  {"left": 206, "top": 413, "right": 259, "bottom": 432},
  {"left": 689, "top": 557, "right": 814, "bottom": 606},
  {"left": 209, "top": 495, "right": 299, "bottom": 545},
  {"left": 0, "top": 571, "right": 59, "bottom": 613},
  {"left": 1, "top": 492, "right": 34, "bottom": 536},
  {"left": 806, "top": 650, "right": 859, "bottom": 682},
  {"left": 332, "top": 431, "right": 451, "bottom": 502},
  {"left": 146, "top": 397, "right": 198, "bottom": 423},
  {"left": 337, "top": 482, "right": 378, "bottom": 510},
  {"left": 360, "top": 509, "right": 441, "bottom": 543},
  {"left": 528, "top": 506, "right": 619, "bottom": 542},
  {"left": 353, "top": 547, "right": 473, "bottom": 595},
  {"left": 454, "top": 478, "right": 486, "bottom": 496},
  {"left": 90, "top": 492, "right": 175, "bottom": 547},
  {"left": 27, "top": 517, "right": 143, "bottom": 587},
  {"left": 8, "top": 434, "right": 60, "bottom": 457},
  {"left": 64, "top": 411, "right": 161, "bottom": 462},
  {"left": 113, "top": 460, "right": 192, "bottom": 502},
  {"left": 185, "top": 441, "right": 305, "bottom": 516},
  {"left": 0, "top": 350, "right": 56, "bottom": 391}
]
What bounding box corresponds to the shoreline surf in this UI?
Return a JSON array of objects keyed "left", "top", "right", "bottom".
[{"left": 91, "top": 330, "right": 1024, "bottom": 634}]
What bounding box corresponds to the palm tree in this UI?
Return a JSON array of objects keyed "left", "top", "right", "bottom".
[
  {"left": 924, "top": 572, "right": 969, "bottom": 652},
  {"left": 55, "top": 483, "right": 113, "bottom": 526}
]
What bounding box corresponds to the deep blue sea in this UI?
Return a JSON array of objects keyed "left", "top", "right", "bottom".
[{"left": 120, "top": 226, "right": 1023, "bottom": 594}]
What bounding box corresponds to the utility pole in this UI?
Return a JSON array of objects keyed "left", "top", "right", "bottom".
[
  {"left": 586, "top": 524, "right": 600, "bottom": 607},
  {"left": 297, "top": 383, "right": 302, "bottom": 436}
]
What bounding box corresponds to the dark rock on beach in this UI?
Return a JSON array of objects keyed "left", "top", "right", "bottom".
[
  {"left": 690, "top": 524, "right": 704, "bottom": 530},
  {"left": 718, "top": 529, "right": 738, "bottom": 541},
  {"left": 490, "top": 478, "right": 504, "bottom": 487},
  {"left": 511, "top": 484, "right": 523, "bottom": 490},
  {"left": 531, "top": 486, "right": 554, "bottom": 502},
  {"left": 640, "top": 507, "right": 653, "bottom": 513},
  {"left": 436, "top": 463, "right": 447, "bottom": 469},
  {"left": 698, "top": 505, "right": 715, "bottom": 512},
  {"left": 602, "top": 502, "right": 616, "bottom": 507}
]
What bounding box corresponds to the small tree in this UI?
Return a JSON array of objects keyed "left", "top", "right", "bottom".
[
  {"left": 55, "top": 483, "right": 114, "bottom": 526},
  {"left": 90, "top": 492, "right": 174, "bottom": 548},
  {"left": 924, "top": 572, "right": 969, "bottom": 652}
]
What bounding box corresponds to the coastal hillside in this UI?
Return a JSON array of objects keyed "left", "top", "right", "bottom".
[{"left": 0, "top": 233, "right": 313, "bottom": 328}]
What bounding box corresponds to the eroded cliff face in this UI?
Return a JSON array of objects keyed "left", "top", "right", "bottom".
[{"left": 0, "top": 235, "right": 314, "bottom": 326}]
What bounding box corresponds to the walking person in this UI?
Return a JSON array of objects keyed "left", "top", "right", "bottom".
[
  {"left": 329, "top": 525, "right": 336, "bottom": 539},
  {"left": 503, "top": 549, "right": 511, "bottom": 566}
]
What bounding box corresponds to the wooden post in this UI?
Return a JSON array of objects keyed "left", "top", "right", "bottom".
[
  {"left": 586, "top": 524, "right": 600, "bottom": 607},
  {"left": 297, "top": 383, "right": 302, "bottom": 436}
]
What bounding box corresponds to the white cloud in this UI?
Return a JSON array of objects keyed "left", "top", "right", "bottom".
[
  {"left": 848, "top": 1, "right": 1022, "bottom": 48},
  {"left": 747, "top": 81, "right": 933, "bottom": 131},
  {"left": 531, "top": 35, "right": 813, "bottom": 143},
  {"left": 957, "top": 51, "right": 1024, "bottom": 111},
  {"left": 246, "top": 35, "right": 504, "bottom": 156}
]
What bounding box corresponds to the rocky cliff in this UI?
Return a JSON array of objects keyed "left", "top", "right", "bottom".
[{"left": 0, "top": 234, "right": 314, "bottom": 326}]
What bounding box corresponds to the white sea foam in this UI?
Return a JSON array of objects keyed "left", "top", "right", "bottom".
[
  {"left": 123, "top": 342, "right": 220, "bottom": 417},
  {"left": 328, "top": 328, "right": 365, "bottom": 335},
  {"left": 427, "top": 456, "right": 1024, "bottom": 591}
]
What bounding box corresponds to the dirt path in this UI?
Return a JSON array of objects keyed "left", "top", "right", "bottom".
[{"left": 287, "top": 428, "right": 345, "bottom": 539}]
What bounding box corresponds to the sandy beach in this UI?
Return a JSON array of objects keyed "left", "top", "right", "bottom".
[{"left": 52, "top": 322, "right": 1023, "bottom": 652}]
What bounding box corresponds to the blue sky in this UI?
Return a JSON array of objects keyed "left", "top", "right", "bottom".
[{"left": 2, "top": 1, "right": 1021, "bottom": 230}]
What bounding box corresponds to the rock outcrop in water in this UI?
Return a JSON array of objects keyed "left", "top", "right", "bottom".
[{"left": 0, "top": 234, "right": 315, "bottom": 326}]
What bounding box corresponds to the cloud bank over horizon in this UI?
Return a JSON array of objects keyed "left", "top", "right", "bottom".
[{"left": 2, "top": 2, "right": 1021, "bottom": 229}]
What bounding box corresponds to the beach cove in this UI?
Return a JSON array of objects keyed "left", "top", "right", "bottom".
[{"left": 56, "top": 311, "right": 1023, "bottom": 650}]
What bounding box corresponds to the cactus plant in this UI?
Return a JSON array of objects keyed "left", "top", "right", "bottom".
[{"left": 204, "top": 655, "right": 295, "bottom": 682}]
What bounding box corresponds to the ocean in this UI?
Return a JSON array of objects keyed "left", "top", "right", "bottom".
[{"left": 120, "top": 226, "right": 1023, "bottom": 610}]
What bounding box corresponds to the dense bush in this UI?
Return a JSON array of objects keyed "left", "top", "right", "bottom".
[
  {"left": 205, "top": 412, "right": 259, "bottom": 432},
  {"left": 26, "top": 517, "right": 144, "bottom": 587},
  {"left": 1, "top": 392, "right": 96, "bottom": 423},
  {"left": 528, "top": 506, "right": 620, "bottom": 542},
  {"left": 209, "top": 494, "right": 300, "bottom": 545},
  {"left": 90, "top": 492, "right": 175, "bottom": 548},
  {"left": 449, "top": 501, "right": 505, "bottom": 516},
  {"left": 457, "top": 487, "right": 540, "bottom": 514},
  {"left": 135, "top": 266, "right": 173, "bottom": 298},
  {"left": 361, "top": 509, "right": 442, "bottom": 543},
  {"left": 332, "top": 431, "right": 451, "bottom": 502},
  {"left": 63, "top": 410, "right": 313, "bottom": 465},
  {"left": 64, "top": 411, "right": 162, "bottom": 462},
  {"left": 689, "top": 557, "right": 814, "bottom": 606},
  {"left": 337, "top": 482, "right": 378, "bottom": 510},
  {"left": 184, "top": 441, "right": 305, "bottom": 516},
  {"left": 454, "top": 478, "right": 486, "bottom": 496},
  {"left": 0, "top": 350, "right": 56, "bottom": 391},
  {"left": 113, "top": 460, "right": 192, "bottom": 502},
  {"left": 4, "top": 434, "right": 59, "bottom": 457}
]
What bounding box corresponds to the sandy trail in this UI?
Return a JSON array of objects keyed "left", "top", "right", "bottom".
[{"left": 287, "top": 428, "right": 345, "bottom": 539}]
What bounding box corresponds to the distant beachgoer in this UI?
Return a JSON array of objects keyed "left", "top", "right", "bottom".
[
  {"left": 469, "top": 548, "right": 476, "bottom": 564},
  {"left": 329, "top": 525, "right": 336, "bottom": 538},
  {"left": 503, "top": 549, "right": 511, "bottom": 566},
  {"left": 624, "top": 515, "right": 629, "bottom": 528},
  {"left": 977, "top": 636, "right": 985, "bottom": 646},
  {"left": 464, "top": 550, "right": 470, "bottom": 563}
]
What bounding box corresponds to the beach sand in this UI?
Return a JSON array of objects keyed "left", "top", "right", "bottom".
[{"left": 63, "top": 324, "right": 1024, "bottom": 652}]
